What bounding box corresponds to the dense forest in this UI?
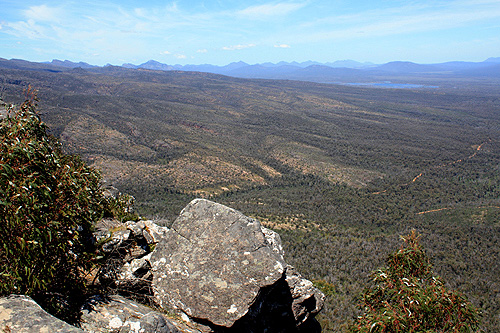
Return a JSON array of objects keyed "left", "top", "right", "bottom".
[{"left": 1, "top": 60, "right": 499, "bottom": 331}]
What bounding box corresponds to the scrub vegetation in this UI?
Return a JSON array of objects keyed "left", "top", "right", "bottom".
[
  {"left": 0, "top": 87, "right": 134, "bottom": 322},
  {"left": 1, "top": 62, "right": 498, "bottom": 331}
]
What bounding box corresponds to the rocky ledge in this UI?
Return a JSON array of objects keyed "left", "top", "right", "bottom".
[{"left": 1, "top": 199, "right": 324, "bottom": 332}]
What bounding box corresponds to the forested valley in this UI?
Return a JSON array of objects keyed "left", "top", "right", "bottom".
[{"left": 1, "top": 60, "right": 499, "bottom": 331}]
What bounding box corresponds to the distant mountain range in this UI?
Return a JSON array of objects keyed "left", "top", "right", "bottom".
[
  {"left": 118, "top": 58, "right": 500, "bottom": 80},
  {"left": 46, "top": 56, "right": 500, "bottom": 81},
  {"left": 119, "top": 59, "right": 377, "bottom": 72},
  {"left": 0, "top": 57, "right": 499, "bottom": 85}
]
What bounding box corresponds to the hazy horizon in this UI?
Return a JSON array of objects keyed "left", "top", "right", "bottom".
[{"left": 4, "top": 56, "right": 500, "bottom": 69}]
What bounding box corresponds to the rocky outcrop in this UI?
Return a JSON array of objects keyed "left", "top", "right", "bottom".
[
  {"left": 1, "top": 199, "right": 324, "bottom": 333},
  {"left": 0, "top": 295, "right": 84, "bottom": 332},
  {"left": 150, "top": 199, "right": 324, "bottom": 332},
  {"left": 80, "top": 294, "right": 180, "bottom": 333}
]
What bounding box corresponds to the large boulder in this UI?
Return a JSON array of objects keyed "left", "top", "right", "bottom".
[
  {"left": 0, "top": 294, "right": 83, "bottom": 332},
  {"left": 80, "top": 294, "right": 181, "bottom": 333},
  {"left": 1, "top": 201, "right": 323, "bottom": 333},
  {"left": 150, "top": 199, "right": 324, "bottom": 331}
]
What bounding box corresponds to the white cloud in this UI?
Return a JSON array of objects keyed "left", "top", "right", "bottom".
[
  {"left": 274, "top": 44, "right": 291, "bottom": 48},
  {"left": 222, "top": 43, "right": 256, "bottom": 51},
  {"left": 23, "top": 5, "right": 64, "bottom": 22},
  {"left": 174, "top": 54, "right": 186, "bottom": 59},
  {"left": 6, "top": 19, "right": 49, "bottom": 39},
  {"left": 162, "top": 50, "right": 171, "bottom": 54},
  {"left": 237, "top": 2, "right": 305, "bottom": 19},
  {"left": 197, "top": 49, "right": 208, "bottom": 53},
  {"left": 297, "top": 1, "right": 500, "bottom": 43}
]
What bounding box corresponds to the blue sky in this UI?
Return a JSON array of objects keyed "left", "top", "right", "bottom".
[{"left": 1, "top": 0, "right": 499, "bottom": 66}]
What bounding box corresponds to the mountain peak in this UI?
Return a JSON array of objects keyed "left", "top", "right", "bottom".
[
  {"left": 46, "top": 59, "right": 95, "bottom": 68},
  {"left": 136, "top": 60, "right": 174, "bottom": 71},
  {"left": 223, "top": 61, "right": 249, "bottom": 70},
  {"left": 485, "top": 57, "right": 500, "bottom": 63}
]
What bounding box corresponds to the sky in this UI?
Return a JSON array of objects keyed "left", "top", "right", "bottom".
[{"left": 0, "top": 0, "right": 499, "bottom": 66}]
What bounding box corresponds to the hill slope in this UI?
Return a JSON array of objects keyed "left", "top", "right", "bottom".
[{"left": 1, "top": 60, "right": 500, "bottom": 331}]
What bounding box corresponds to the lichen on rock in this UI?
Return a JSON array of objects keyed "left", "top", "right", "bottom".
[{"left": 150, "top": 199, "right": 324, "bottom": 331}]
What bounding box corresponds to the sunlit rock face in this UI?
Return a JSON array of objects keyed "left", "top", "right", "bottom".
[{"left": 150, "top": 199, "right": 324, "bottom": 332}]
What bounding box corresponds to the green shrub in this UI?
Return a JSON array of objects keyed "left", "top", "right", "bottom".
[
  {"left": 313, "top": 279, "right": 337, "bottom": 297},
  {"left": 351, "top": 230, "right": 480, "bottom": 332},
  {"left": 0, "top": 88, "right": 128, "bottom": 319}
]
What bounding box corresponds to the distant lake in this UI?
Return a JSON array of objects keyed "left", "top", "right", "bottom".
[{"left": 337, "top": 81, "right": 439, "bottom": 89}]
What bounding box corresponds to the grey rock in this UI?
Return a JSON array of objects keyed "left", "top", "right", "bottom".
[
  {"left": 116, "top": 253, "right": 153, "bottom": 284},
  {"left": 151, "top": 199, "right": 286, "bottom": 328},
  {"left": 285, "top": 266, "right": 325, "bottom": 325},
  {"left": 101, "top": 184, "right": 120, "bottom": 199},
  {"left": 101, "top": 229, "right": 131, "bottom": 253},
  {"left": 125, "top": 221, "right": 146, "bottom": 238},
  {"left": 114, "top": 253, "right": 154, "bottom": 299},
  {"left": 142, "top": 220, "right": 169, "bottom": 244},
  {"left": 96, "top": 219, "right": 168, "bottom": 257},
  {"left": 96, "top": 219, "right": 165, "bottom": 291},
  {"left": 93, "top": 219, "right": 123, "bottom": 243},
  {"left": 93, "top": 200, "right": 323, "bottom": 332},
  {"left": 261, "top": 226, "right": 285, "bottom": 258},
  {"left": 0, "top": 294, "right": 83, "bottom": 332},
  {"left": 80, "top": 294, "right": 180, "bottom": 333},
  {"left": 227, "top": 271, "right": 321, "bottom": 333}
]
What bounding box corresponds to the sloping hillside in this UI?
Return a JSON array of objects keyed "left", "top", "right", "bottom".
[{"left": 1, "top": 62, "right": 500, "bottom": 331}]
